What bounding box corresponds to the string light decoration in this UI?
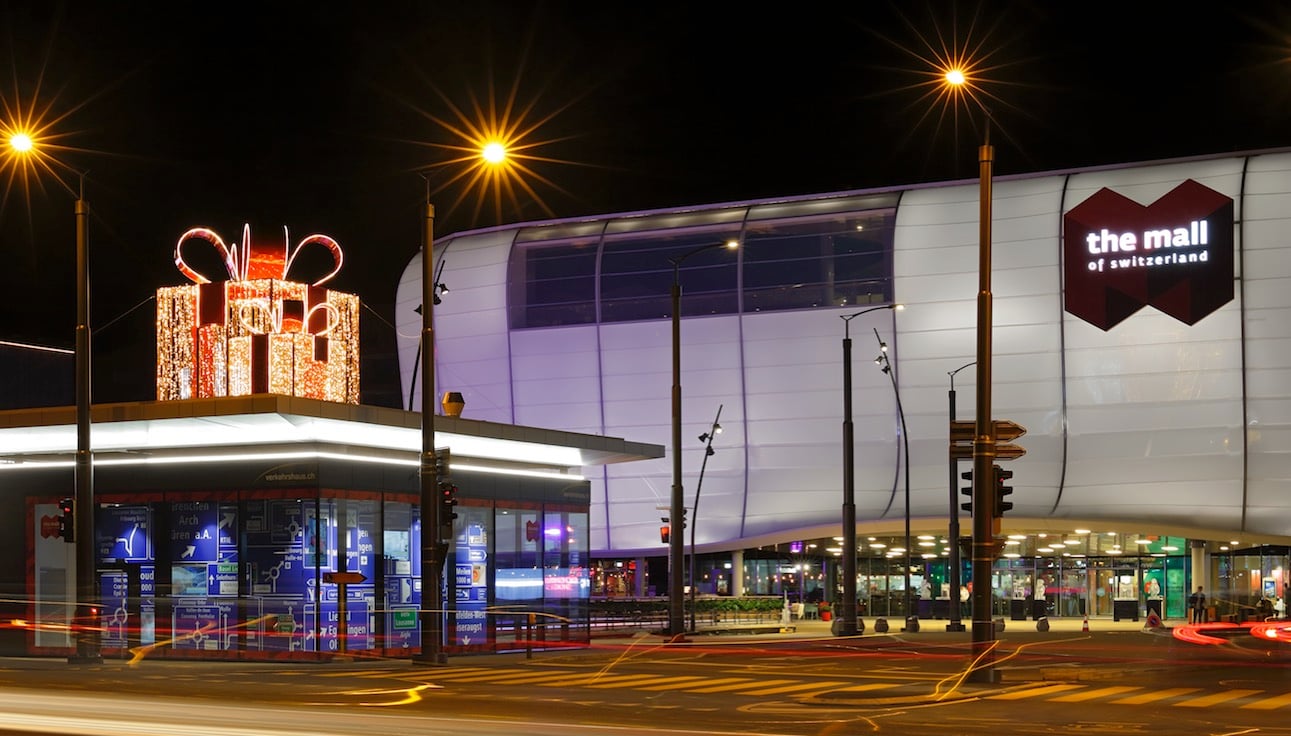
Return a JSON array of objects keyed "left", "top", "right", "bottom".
[{"left": 157, "top": 224, "right": 360, "bottom": 403}]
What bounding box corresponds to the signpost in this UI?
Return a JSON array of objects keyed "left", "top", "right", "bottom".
[
  {"left": 323, "top": 571, "right": 367, "bottom": 655},
  {"left": 949, "top": 420, "right": 1026, "bottom": 460}
]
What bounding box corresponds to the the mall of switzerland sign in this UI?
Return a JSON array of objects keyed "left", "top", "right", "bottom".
[{"left": 1063, "top": 179, "right": 1234, "bottom": 331}]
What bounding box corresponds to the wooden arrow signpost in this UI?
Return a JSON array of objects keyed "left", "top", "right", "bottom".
[
  {"left": 323, "top": 571, "right": 367, "bottom": 655},
  {"left": 948, "top": 419, "right": 1026, "bottom": 460}
]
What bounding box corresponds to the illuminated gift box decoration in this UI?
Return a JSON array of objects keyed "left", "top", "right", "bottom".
[{"left": 156, "top": 224, "right": 359, "bottom": 403}]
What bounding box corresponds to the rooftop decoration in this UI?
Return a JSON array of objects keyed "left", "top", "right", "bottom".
[{"left": 156, "top": 225, "right": 359, "bottom": 403}]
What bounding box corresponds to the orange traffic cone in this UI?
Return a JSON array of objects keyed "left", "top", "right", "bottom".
[{"left": 1082, "top": 614, "right": 1089, "bottom": 632}]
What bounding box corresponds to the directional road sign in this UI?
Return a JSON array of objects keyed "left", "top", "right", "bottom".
[
  {"left": 949, "top": 418, "right": 1026, "bottom": 460},
  {"left": 323, "top": 571, "right": 367, "bottom": 585},
  {"left": 949, "top": 419, "right": 1027, "bottom": 444},
  {"left": 949, "top": 443, "right": 1026, "bottom": 460}
]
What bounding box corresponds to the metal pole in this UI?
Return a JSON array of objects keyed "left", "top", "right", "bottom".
[
  {"left": 415, "top": 197, "right": 447, "bottom": 665},
  {"left": 71, "top": 176, "right": 100, "bottom": 664},
  {"left": 689, "top": 405, "right": 723, "bottom": 633},
  {"left": 839, "top": 327, "right": 858, "bottom": 636},
  {"left": 969, "top": 131, "right": 998, "bottom": 683},
  {"left": 946, "top": 362, "right": 973, "bottom": 633},
  {"left": 669, "top": 268, "right": 685, "bottom": 640}
]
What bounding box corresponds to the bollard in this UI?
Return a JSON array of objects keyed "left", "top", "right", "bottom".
[
  {"left": 874, "top": 618, "right": 889, "bottom": 633},
  {"left": 1036, "top": 616, "right": 1049, "bottom": 632},
  {"left": 527, "top": 613, "right": 535, "bottom": 660}
]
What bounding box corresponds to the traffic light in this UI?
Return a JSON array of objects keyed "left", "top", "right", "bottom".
[
  {"left": 994, "top": 465, "right": 1014, "bottom": 517},
  {"left": 58, "top": 497, "right": 74, "bottom": 543},
  {"left": 960, "top": 469, "right": 973, "bottom": 513},
  {"left": 660, "top": 519, "right": 671, "bottom": 543},
  {"left": 438, "top": 481, "right": 458, "bottom": 534},
  {"left": 434, "top": 447, "right": 451, "bottom": 481}
]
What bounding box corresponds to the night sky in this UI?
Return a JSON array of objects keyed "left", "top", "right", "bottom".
[{"left": 2, "top": 1, "right": 1290, "bottom": 406}]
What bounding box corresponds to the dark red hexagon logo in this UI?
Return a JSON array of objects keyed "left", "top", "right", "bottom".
[{"left": 1063, "top": 179, "right": 1234, "bottom": 331}]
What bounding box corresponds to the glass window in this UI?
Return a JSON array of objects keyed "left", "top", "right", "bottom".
[
  {"left": 600, "top": 228, "right": 741, "bottom": 323},
  {"left": 508, "top": 237, "right": 600, "bottom": 328},
  {"left": 742, "top": 210, "right": 894, "bottom": 312}
]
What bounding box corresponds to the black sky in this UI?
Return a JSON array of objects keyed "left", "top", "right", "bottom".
[{"left": 3, "top": 1, "right": 1290, "bottom": 406}]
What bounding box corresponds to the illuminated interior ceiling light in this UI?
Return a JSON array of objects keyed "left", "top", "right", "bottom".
[
  {"left": 1107, "top": 549, "right": 1123, "bottom": 555},
  {"left": 1037, "top": 547, "right": 1054, "bottom": 553},
  {"left": 1064, "top": 540, "right": 1081, "bottom": 546},
  {"left": 917, "top": 534, "right": 935, "bottom": 540},
  {"left": 1007, "top": 534, "right": 1027, "bottom": 540},
  {"left": 869, "top": 543, "right": 887, "bottom": 549},
  {"left": 1004, "top": 539, "right": 1020, "bottom": 545},
  {"left": 1050, "top": 543, "right": 1066, "bottom": 548},
  {"left": 1161, "top": 545, "right": 1179, "bottom": 552},
  {"left": 1002, "top": 553, "right": 1020, "bottom": 559},
  {"left": 1075, "top": 528, "right": 1091, "bottom": 534},
  {"left": 918, "top": 541, "right": 936, "bottom": 547},
  {"left": 921, "top": 553, "right": 936, "bottom": 559},
  {"left": 1136, "top": 538, "right": 1152, "bottom": 545}
]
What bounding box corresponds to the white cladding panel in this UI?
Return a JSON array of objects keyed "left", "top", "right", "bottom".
[
  {"left": 1241, "top": 154, "right": 1291, "bottom": 533},
  {"left": 1059, "top": 159, "right": 1247, "bottom": 529},
  {"left": 401, "top": 150, "right": 1291, "bottom": 555}
]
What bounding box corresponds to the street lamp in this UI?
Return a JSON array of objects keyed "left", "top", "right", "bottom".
[
  {"left": 688, "top": 405, "right": 723, "bottom": 633},
  {"left": 944, "top": 66, "right": 1000, "bottom": 682},
  {"left": 415, "top": 144, "right": 508, "bottom": 664},
  {"left": 668, "top": 239, "right": 738, "bottom": 639},
  {"left": 838, "top": 302, "right": 901, "bottom": 636},
  {"left": 7, "top": 132, "right": 99, "bottom": 663},
  {"left": 946, "top": 361, "right": 975, "bottom": 633},
  {"left": 873, "top": 329, "right": 915, "bottom": 633}
]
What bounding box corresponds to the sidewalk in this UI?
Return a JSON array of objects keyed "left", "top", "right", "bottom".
[{"left": 593, "top": 614, "right": 1159, "bottom": 643}]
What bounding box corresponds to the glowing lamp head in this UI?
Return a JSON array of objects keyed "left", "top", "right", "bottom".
[
  {"left": 481, "top": 142, "right": 507, "bottom": 165},
  {"left": 8, "top": 132, "right": 33, "bottom": 153},
  {"left": 944, "top": 69, "right": 967, "bottom": 87}
]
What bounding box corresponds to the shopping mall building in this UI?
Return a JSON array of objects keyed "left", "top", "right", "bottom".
[{"left": 396, "top": 148, "right": 1291, "bottom": 623}]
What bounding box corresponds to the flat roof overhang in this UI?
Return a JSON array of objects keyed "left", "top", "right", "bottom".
[{"left": 0, "top": 395, "right": 664, "bottom": 479}]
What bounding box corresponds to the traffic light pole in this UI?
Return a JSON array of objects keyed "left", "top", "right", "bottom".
[
  {"left": 415, "top": 197, "right": 448, "bottom": 666},
  {"left": 968, "top": 132, "right": 998, "bottom": 684}
]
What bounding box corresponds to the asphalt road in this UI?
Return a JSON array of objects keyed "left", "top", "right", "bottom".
[{"left": 0, "top": 620, "right": 1289, "bottom": 735}]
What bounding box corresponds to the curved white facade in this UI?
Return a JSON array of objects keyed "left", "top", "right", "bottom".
[{"left": 396, "top": 150, "right": 1291, "bottom": 557}]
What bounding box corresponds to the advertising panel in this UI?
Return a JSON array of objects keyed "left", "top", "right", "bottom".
[{"left": 1063, "top": 179, "right": 1235, "bottom": 330}]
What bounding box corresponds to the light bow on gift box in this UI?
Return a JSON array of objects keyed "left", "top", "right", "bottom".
[{"left": 157, "top": 224, "right": 360, "bottom": 404}]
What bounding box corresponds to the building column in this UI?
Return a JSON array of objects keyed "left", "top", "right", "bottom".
[
  {"left": 634, "top": 557, "right": 647, "bottom": 597},
  {"left": 1191, "top": 540, "right": 1208, "bottom": 593},
  {"left": 731, "top": 550, "right": 744, "bottom": 597}
]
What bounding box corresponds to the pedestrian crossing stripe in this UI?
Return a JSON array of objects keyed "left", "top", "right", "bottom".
[
  {"left": 988, "top": 683, "right": 1083, "bottom": 700},
  {"left": 1242, "top": 691, "right": 1291, "bottom": 710},
  {"left": 1175, "top": 689, "right": 1262, "bottom": 707},
  {"left": 1110, "top": 687, "right": 1200, "bottom": 705},
  {"left": 1049, "top": 685, "right": 1142, "bottom": 702}
]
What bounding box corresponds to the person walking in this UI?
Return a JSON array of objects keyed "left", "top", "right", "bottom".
[{"left": 1189, "top": 585, "right": 1207, "bottom": 623}]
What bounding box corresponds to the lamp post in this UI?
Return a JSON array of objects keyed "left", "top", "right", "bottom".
[
  {"left": 944, "top": 69, "right": 999, "bottom": 682},
  {"left": 668, "top": 239, "right": 738, "bottom": 639},
  {"left": 873, "top": 328, "right": 915, "bottom": 633},
  {"left": 946, "top": 361, "right": 975, "bottom": 633},
  {"left": 415, "top": 178, "right": 447, "bottom": 665},
  {"left": 8, "top": 133, "right": 101, "bottom": 663},
  {"left": 688, "top": 405, "right": 723, "bottom": 633},
  {"left": 838, "top": 302, "right": 900, "bottom": 636}
]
